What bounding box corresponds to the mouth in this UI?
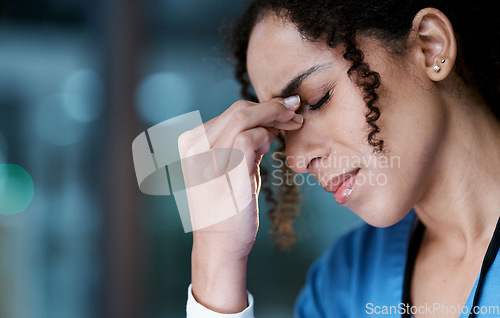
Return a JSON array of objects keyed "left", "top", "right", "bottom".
[{"left": 321, "top": 168, "right": 360, "bottom": 205}]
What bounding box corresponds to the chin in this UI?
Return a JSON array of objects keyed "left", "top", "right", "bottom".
[{"left": 349, "top": 194, "right": 412, "bottom": 228}]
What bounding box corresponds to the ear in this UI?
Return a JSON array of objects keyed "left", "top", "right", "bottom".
[{"left": 409, "top": 8, "right": 457, "bottom": 81}]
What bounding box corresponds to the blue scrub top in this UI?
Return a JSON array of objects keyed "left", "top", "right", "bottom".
[{"left": 294, "top": 210, "right": 500, "bottom": 318}]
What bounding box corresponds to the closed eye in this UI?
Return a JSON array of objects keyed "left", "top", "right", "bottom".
[{"left": 309, "top": 90, "right": 333, "bottom": 110}]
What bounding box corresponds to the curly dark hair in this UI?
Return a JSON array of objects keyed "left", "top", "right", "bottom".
[{"left": 226, "top": 0, "right": 499, "bottom": 250}]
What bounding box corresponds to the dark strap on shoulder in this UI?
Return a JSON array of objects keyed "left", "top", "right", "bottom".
[
  {"left": 469, "top": 217, "right": 500, "bottom": 318},
  {"left": 402, "top": 219, "right": 425, "bottom": 318},
  {"left": 401, "top": 217, "right": 500, "bottom": 318}
]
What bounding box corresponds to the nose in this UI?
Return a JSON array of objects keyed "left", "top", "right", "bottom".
[{"left": 282, "top": 129, "right": 328, "bottom": 175}]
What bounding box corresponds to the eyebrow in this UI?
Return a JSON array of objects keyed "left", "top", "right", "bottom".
[{"left": 278, "top": 63, "right": 331, "bottom": 98}]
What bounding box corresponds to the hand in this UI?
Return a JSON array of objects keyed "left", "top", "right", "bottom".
[
  {"left": 178, "top": 95, "right": 303, "bottom": 258},
  {"left": 178, "top": 96, "right": 302, "bottom": 314}
]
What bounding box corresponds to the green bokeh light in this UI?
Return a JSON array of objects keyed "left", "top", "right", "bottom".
[{"left": 0, "top": 164, "right": 34, "bottom": 216}]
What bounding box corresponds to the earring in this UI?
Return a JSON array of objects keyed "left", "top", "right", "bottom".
[{"left": 434, "top": 58, "right": 445, "bottom": 72}]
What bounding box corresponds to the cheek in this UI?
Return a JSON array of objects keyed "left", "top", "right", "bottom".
[
  {"left": 349, "top": 76, "right": 447, "bottom": 226},
  {"left": 377, "top": 69, "right": 446, "bottom": 188},
  {"left": 312, "top": 78, "right": 370, "bottom": 149}
]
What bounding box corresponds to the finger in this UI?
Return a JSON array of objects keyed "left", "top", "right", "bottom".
[
  {"left": 230, "top": 96, "right": 301, "bottom": 131},
  {"left": 261, "top": 114, "right": 304, "bottom": 130},
  {"left": 202, "top": 100, "right": 255, "bottom": 146},
  {"left": 215, "top": 96, "right": 301, "bottom": 151},
  {"left": 215, "top": 126, "right": 278, "bottom": 177},
  {"left": 205, "top": 96, "right": 300, "bottom": 147},
  {"left": 178, "top": 103, "right": 256, "bottom": 157},
  {"left": 235, "top": 127, "right": 277, "bottom": 176},
  {"left": 203, "top": 100, "right": 256, "bottom": 133},
  {"left": 178, "top": 100, "right": 273, "bottom": 162},
  {"left": 255, "top": 127, "right": 279, "bottom": 159}
]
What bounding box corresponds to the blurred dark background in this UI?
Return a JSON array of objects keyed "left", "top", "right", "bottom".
[{"left": 0, "top": 0, "right": 361, "bottom": 317}]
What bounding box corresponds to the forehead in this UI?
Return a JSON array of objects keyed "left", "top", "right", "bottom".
[{"left": 246, "top": 15, "right": 338, "bottom": 101}]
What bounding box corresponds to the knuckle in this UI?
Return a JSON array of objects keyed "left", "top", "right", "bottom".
[
  {"left": 270, "top": 99, "right": 285, "bottom": 112},
  {"left": 261, "top": 143, "right": 271, "bottom": 154},
  {"left": 178, "top": 129, "right": 198, "bottom": 156},
  {"left": 232, "top": 108, "right": 249, "bottom": 126},
  {"left": 255, "top": 127, "right": 269, "bottom": 141},
  {"left": 269, "top": 100, "right": 290, "bottom": 119},
  {"left": 177, "top": 130, "right": 192, "bottom": 149},
  {"left": 234, "top": 133, "right": 253, "bottom": 150},
  {"left": 231, "top": 100, "right": 250, "bottom": 112},
  {"left": 265, "top": 131, "right": 273, "bottom": 144}
]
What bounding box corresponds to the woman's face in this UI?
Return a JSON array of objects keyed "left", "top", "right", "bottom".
[{"left": 246, "top": 14, "right": 448, "bottom": 227}]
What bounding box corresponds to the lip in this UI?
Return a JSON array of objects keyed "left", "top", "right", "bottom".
[{"left": 321, "top": 168, "right": 360, "bottom": 193}]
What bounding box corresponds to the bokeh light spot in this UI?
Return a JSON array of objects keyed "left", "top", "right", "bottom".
[
  {"left": 63, "top": 69, "right": 104, "bottom": 123},
  {"left": 0, "top": 164, "right": 34, "bottom": 216},
  {"left": 136, "top": 72, "right": 193, "bottom": 124}
]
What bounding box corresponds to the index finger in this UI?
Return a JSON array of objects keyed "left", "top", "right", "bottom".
[{"left": 228, "top": 95, "right": 301, "bottom": 135}]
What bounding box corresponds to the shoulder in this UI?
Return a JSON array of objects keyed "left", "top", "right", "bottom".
[
  {"left": 294, "top": 210, "right": 416, "bottom": 318},
  {"left": 328, "top": 210, "right": 417, "bottom": 269}
]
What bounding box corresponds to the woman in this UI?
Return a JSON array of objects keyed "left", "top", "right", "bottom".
[{"left": 181, "top": 0, "right": 500, "bottom": 317}]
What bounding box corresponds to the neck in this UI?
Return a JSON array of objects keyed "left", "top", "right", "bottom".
[{"left": 413, "top": 92, "right": 500, "bottom": 257}]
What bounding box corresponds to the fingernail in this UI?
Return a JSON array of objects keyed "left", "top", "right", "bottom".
[
  {"left": 291, "top": 113, "right": 303, "bottom": 124},
  {"left": 283, "top": 95, "right": 301, "bottom": 111}
]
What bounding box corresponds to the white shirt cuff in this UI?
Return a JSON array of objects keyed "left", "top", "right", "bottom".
[{"left": 186, "top": 283, "right": 255, "bottom": 318}]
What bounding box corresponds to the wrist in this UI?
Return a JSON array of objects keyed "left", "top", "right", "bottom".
[
  {"left": 192, "top": 232, "right": 254, "bottom": 260},
  {"left": 191, "top": 250, "right": 249, "bottom": 313}
]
